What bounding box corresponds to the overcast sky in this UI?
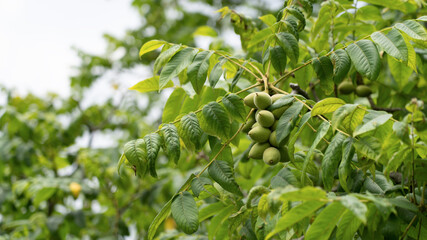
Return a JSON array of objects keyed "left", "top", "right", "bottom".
[{"left": 0, "top": 0, "right": 140, "bottom": 96}]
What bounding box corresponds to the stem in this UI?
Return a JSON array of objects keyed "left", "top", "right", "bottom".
[{"left": 400, "top": 215, "right": 417, "bottom": 240}]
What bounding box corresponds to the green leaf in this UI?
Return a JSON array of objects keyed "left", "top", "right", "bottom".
[
  {"left": 230, "top": 66, "right": 244, "bottom": 91},
  {"left": 266, "top": 201, "right": 326, "bottom": 240},
  {"left": 139, "top": 40, "right": 166, "bottom": 57},
  {"left": 371, "top": 28, "right": 408, "bottom": 62},
  {"left": 193, "top": 26, "right": 217, "bottom": 37},
  {"left": 353, "top": 112, "right": 392, "bottom": 137},
  {"left": 339, "top": 195, "right": 367, "bottom": 223},
  {"left": 259, "top": 14, "right": 276, "bottom": 26},
  {"left": 199, "top": 202, "right": 226, "bottom": 221},
  {"left": 363, "top": 173, "right": 393, "bottom": 194},
  {"left": 154, "top": 44, "right": 181, "bottom": 74},
  {"left": 178, "top": 113, "right": 203, "bottom": 151},
  {"left": 346, "top": 40, "right": 381, "bottom": 81},
  {"left": 191, "top": 177, "right": 212, "bottom": 197},
  {"left": 287, "top": 6, "right": 306, "bottom": 31},
  {"left": 171, "top": 191, "right": 199, "bottom": 234},
  {"left": 248, "top": 28, "right": 274, "bottom": 48},
  {"left": 312, "top": 56, "right": 334, "bottom": 94},
  {"left": 311, "top": 98, "right": 346, "bottom": 117},
  {"left": 268, "top": 95, "right": 294, "bottom": 111},
  {"left": 188, "top": 51, "right": 213, "bottom": 94},
  {"left": 162, "top": 87, "right": 187, "bottom": 123},
  {"left": 395, "top": 20, "right": 427, "bottom": 40},
  {"left": 160, "top": 124, "right": 181, "bottom": 164},
  {"left": 288, "top": 112, "right": 311, "bottom": 162},
  {"left": 270, "top": 46, "right": 287, "bottom": 74},
  {"left": 303, "top": 122, "right": 330, "bottom": 185},
  {"left": 200, "top": 102, "right": 231, "bottom": 140},
  {"left": 275, "top": 32, "right": 299, "bottom": 64},
  {"left": 402, "top": 34, "right": 417, "bottom": 72},
  {"left": 129, "top": 76, "right": 174, "bottom": 93},
  {"left": 336, "top": 210, "right": 362, "bottom": 240},
  {"left": 144, "top": 133, "right": 162, "bottom": 178},
  {"left": 34, "top": 187, "right": 56, "bottom": 207},
  {"left": 209, "top": 58, "right": 226, "bottom": 88},
  {"left": 271, "top": 167, "right": 299, "bottom": 188},
  {"left": 354, "top": 136, "right": 381, "bottom": 161},
  {"left": 222, "top": 94, "right": 246, "bottom": 122},
  {"left": 275, "top": 186, "right": 327, "bottom": 202},
  {"left": 387, "top": 55, "right": 413, "bottom": 89},
  {"left": 384, "top": 147, "right": 411, "bottom": 175},
  {"left": 332, "top": 104, "right": 366, "bottom": 134},
  {"left": 246, "top": 186, "right": 270, "bottom": 208},
  {"left": 159, "top": 48, "right": 198, "bottom": 89},
  {"left": 321, "top": 133, "right": 346, "bottom": 191},
  {"left": 147, "top": 198, "right": 172, "bottom": 240},
  {"left": 123, "top": 139, "right": 147, "bottom": 177},
  {"left": 305, "top": 202, "right": 346, "bottom": 240},
  {"left": 208, "top": 205, "right": 234, "bottom": 240},
  {"left": 339, "top": 137, "right": 355, "bottom": 192},
  {"left": 330, "top": 49, "right": 351, "bottom": 84},
  {"left": 208, "top": 160, "right": 242, "bottom": 197},
  {"left": 276, "top": 101, "right": 304, "bottom": 144}
]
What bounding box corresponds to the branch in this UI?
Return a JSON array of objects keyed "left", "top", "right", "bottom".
[
  {"left": 367, "top": 96, "right": 404, "bottom": 113},
  {"left": 289, "top": 83, "right": 310, "bottom": 99}
]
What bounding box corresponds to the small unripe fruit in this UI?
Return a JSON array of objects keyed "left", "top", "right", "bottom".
[
  {"left": 355, "top": 85, "right": 372, "bottom": 97},
  {"left": 248, "top": 142, "right": 270, "bottom": 159},
  {"left": 252, "top": 122, "right": 260, "bottom": 129},
  {"left": 244, "top": 92, "right": 257, "bottom": 108},
  {"left": 269, "top": 131, "right": 278, "bottom": 147},
  {"left": 271, "top": 120, "right": 278, "bottom": 131},
  {"left": 272, "top": 105, "right": 290, "bottom": 119},
  {"left": 69, "top": 182, "right": 81, "bottom": 198},
  {"left": 254, "top": 92, "right": 272, "bottom": 110},
  {"left": 242, "top": 118, "right": 256, "bottom": 133},
  {"left": 248, "top": 126, "right": 271, "bottom": 143},
  {"left": 256, "top": 110, "right": 275, "bottom": 127},
  {"left": 271, "top": 94, "right": 285, "bottom": 102},
  {"left": 338, "top": 81, "right": 355, "bottom": 94},
  {"left": 263, "top": 147, "right": 281, "bottom": 165}
]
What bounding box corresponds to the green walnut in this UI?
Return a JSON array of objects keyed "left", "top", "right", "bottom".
[
  {"left": 256, "top": 110, "right": 275, "bottom": 127},
  {"left": 271, "top": 105, "right": 290, "bottom": 119},
  {"left": 242, "top": 118, "right": 256, "bottom": 133},
  {"left": 252, "top": 122, "right": 260, "bottom": 129},
  {"left": 355, "top": 85, "right": 372, "bottom": 97},
  {"left": 271, "top": 94, "right": 285, "bottom": 102},
  {"left": 254, "top": 92, "right": 272, "bottom": 110},
  {"left": 338, "top": 81, "right": 355, "bottom": 95},
  {"left": 248, "top": 142, "right": 270, "bottom": 159},
  {"left": 269, "top": 131, "right": 278, "bottom": 147},
  {"left": 263, "top": 147, "right": 281, "bottom": 165},
  {"left": 248, "top": 126, "right": 271, "bottom": 143},
  {"left": 243, "top": 92, "right": 257, "bottom": 108}
]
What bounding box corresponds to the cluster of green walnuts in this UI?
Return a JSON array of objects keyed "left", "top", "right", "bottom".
[
  {"left": 242, "top": 92, "right": 290, "bottom": 166},
  {"left": 338, "top": 81, "right": 372, "bottom": 97}
]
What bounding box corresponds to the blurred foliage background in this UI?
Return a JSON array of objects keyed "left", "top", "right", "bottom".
[{"left": 1, "top": 0, "right": 426, "bottom": 239}]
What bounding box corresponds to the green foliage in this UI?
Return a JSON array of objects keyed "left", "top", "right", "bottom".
[{"left": 2, "top": 0, "right": 427, "bottom": 239}]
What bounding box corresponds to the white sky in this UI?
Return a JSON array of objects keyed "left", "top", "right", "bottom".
[{"left": 0, "top": 0, "right": 140, "bottom": 96}]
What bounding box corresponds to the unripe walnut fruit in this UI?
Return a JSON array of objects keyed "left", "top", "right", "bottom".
[{"left": 254, "top": 92, "right": 272, "bottom": 110}]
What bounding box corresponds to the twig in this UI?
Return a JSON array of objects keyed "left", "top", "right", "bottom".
[
  {"left": 367, "top": 96, "right": 404, "bottom": 113},
  {"left": 290, "top": 83, "right": 310, "bottom": 99},
  {"left": 400, "top": 215, "right": 417, "bottom": 240}
]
